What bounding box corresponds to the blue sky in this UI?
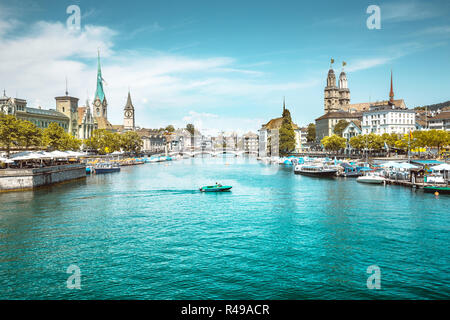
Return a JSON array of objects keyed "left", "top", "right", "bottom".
[{"left": 0, "top": 0, "right": 449, "bottom": 134}]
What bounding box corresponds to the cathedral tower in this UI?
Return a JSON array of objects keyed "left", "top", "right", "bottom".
[
  {"left": 123, "top": 91, "right": 135, "bottom": 131},
  {"left": 324, "top": 64, "right": 340, "bottom": 113}
]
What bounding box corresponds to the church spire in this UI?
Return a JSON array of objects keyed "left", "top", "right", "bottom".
[
  {"left": 94, "top": 49, "right": 106, "bottom": 103},
  {"left": 125, "top": 90, "right": 134, "bottom": 110},
  {"left": 389, "top": 70, "right": 394, "bottom": 104}
]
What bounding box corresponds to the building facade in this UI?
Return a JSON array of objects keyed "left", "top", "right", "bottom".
[
  {"left": 361, "top": 75, "right": 415, "bottom": 135},
  {"left": 315, "top": 111, "right": 361, "bottom": 142},
  {"left": 77, "top": 100, "right": 96, "bottom": 140},
  {"left": 361, "top": 106, "right": 416, "bottom": 134},
  {"left": 0, "top": 91, "right": 69, "bottom": 132},
  {"left": 427, "top": 111, "right": 450, "bottom": 131}
]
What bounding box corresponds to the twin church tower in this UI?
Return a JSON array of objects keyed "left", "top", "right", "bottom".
[{"left": 324, "top": 60, "right": 350, "bottom": 113}]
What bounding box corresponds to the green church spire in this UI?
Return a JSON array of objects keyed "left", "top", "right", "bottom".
[{"left": 94, "top": 49, "right": 106, "bottom": 103}]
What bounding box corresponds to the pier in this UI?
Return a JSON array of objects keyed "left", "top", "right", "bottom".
[{"left": 0, "top": 164, "right": 86, "bottom": 192}]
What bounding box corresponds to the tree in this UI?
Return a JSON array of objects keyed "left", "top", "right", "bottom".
[
  {"left": 85, "top": 129, "right": 122, "bottom": 154},
  {"left": 367, "top": 133, "right": 384, "bottom": 151},
  {"left": 186, "top": 123, "right": 195, "bottom": 135},
  {"left": 18, "top": 120, "right": 43, "bottom": 149},
  {"left": 333, "top": 120, "right": 349, "bottom": 137},
  {"left": 165, "top": 125, "right": 175, "bottom": 133},
  {"left": 428, "top": 130, "right": 448, "bottom": 154},
  {"left": 0, "top": 114, "right": 21, "bottom": 157},
  {"left": 349, "top": 135, "right": 365, "bottom": 150},
  {"left": 321, "top": 134, "right": 346, "bottom": 152},
  {"left": 306, "top": 123, "right": 316, "bottom": 142},
  {"left": 121, "top": 131, "right": 143, "bottom": 154},
  {"left": 279, "top": 108, "right": 296, "bottom": 156},
  {"left": 42, "top": 123, "right": 67, "bottom": 151}
]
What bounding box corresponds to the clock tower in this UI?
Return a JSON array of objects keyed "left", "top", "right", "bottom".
[{"left": 123, "top": 91, "right": 135, "bottom": 131}]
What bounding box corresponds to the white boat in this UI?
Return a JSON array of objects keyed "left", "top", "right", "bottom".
[{"left": 356, "top": 174, "right": 385, "bottom": 184}]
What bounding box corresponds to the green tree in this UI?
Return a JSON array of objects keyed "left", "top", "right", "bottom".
[
  {"left": 18, "top": 120, "right": 43, "bottom": 149},
  {"left": 367, "top": 133, "right": 384, "bottom": 151},
  {"left": 306, "top": 123, "right": 316, "bottom": 142},
  {"left": 42, "top": 123, "right": 67, "bottom": 150},
  {"left": 333, "top": 120, "right": 349, "bottom": 137},
  {"left": 428, "top": 130, "right": 448, "bottom": 154},
  {"left": 85, "top": 129, "right": 122, "bottom": 154},
  {"left": 165, "top": 125, "right": 175, "bottom": 133},
  {"left": 0, "top": 114, "right": 21, "bottom": 157},
  {"left": 121, "top": 131, "right": 143, "bottom": 154},
  {"left": 321, "top": 134, "right": 346, "bottom": 152},
  {"left": 186, "top": 123, "right": 195, "bottom": 135},
  {"left": 279, "top": 108, "right": 296, "bottom": 156},
  {"left": 349, "top": 135, "right": 365, "bottom": 150}
]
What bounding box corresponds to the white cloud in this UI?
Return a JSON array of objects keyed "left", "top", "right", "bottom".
[
  {"left": 346, "top": 57, "right": 392, "bottom": 72},
  {"left": 382, "top": 1, "right": 442, "bottom": 22}
]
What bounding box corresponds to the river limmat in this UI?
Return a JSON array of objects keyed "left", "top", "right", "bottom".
[{"left": 0, "top": 156, "right": 448, "bottom": 299}]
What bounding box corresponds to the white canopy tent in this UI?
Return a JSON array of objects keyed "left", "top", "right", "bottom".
[{"left": 431, "top": 163, "right": 450, "bottom": 171}]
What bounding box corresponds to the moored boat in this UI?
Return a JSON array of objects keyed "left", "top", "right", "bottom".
[
  {"left": 356, "top": 174, "right": 385, "bottom": 184},
  {"left": 423, "top": 186, "right": 450, "bottom": 194},
  {"left": 294, "top": 164, "right": 337, "bottom": 177},
  {"left": 93, "top": 162, "right": 121, "bottom": 174}
]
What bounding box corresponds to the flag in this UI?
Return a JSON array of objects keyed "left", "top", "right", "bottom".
[
  {"left": 331, "top": 58, "right": 334, "bottom": 64},
  {"left": 409, "top": 130, "right": 413, "bottom": 140},
  {"left": 343, "top": 61, "right": 347, "bottom": 67}
]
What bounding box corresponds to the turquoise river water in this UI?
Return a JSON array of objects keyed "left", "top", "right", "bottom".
[{"left": 0, "top": 156, "right": 449, "bottom": 299}]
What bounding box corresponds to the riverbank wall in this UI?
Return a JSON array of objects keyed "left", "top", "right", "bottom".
[{"left": 0, "top": 164, "right": 86, "bottom": 192}]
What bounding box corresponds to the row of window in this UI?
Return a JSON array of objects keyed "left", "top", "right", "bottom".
[{"left": 26, "top": 118, "right": 68, "bottom": 129}]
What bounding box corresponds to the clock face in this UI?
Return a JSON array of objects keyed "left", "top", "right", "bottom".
[
  {"left": 94, "top": 100, "right": 101, "bottom": 107},
  {"left": 125, "top": 110, "right": 132, "bottom": 118}
]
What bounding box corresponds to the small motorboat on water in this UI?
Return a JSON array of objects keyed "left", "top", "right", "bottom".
[
  {"left": 294, "top": 164, "right": 337, "bottom": 177},
  {"left": 92, "top": 162, "right": 121, "bottom": 174},
  {"left": 356, "top": 174, "right": 385, "bottom": 184},
  {"left": 199, "top": 184, "right": 232, "bottom": 192}
]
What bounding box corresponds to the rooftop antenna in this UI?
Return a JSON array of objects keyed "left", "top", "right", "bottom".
[{"left": 65, "top": 76, "right": 69, "bottom": 96}]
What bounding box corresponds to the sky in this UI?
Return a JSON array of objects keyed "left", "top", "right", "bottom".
[{"left": 0, "top": 0, "right": 449, "bottom": 135}]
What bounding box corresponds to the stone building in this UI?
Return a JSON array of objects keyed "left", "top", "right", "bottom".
[
  {"left": 55, "top": 94, "right": 79, "bottom": 136},
  {"left": 0, "top": 91, "right": 69, "bottom": 132}
]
